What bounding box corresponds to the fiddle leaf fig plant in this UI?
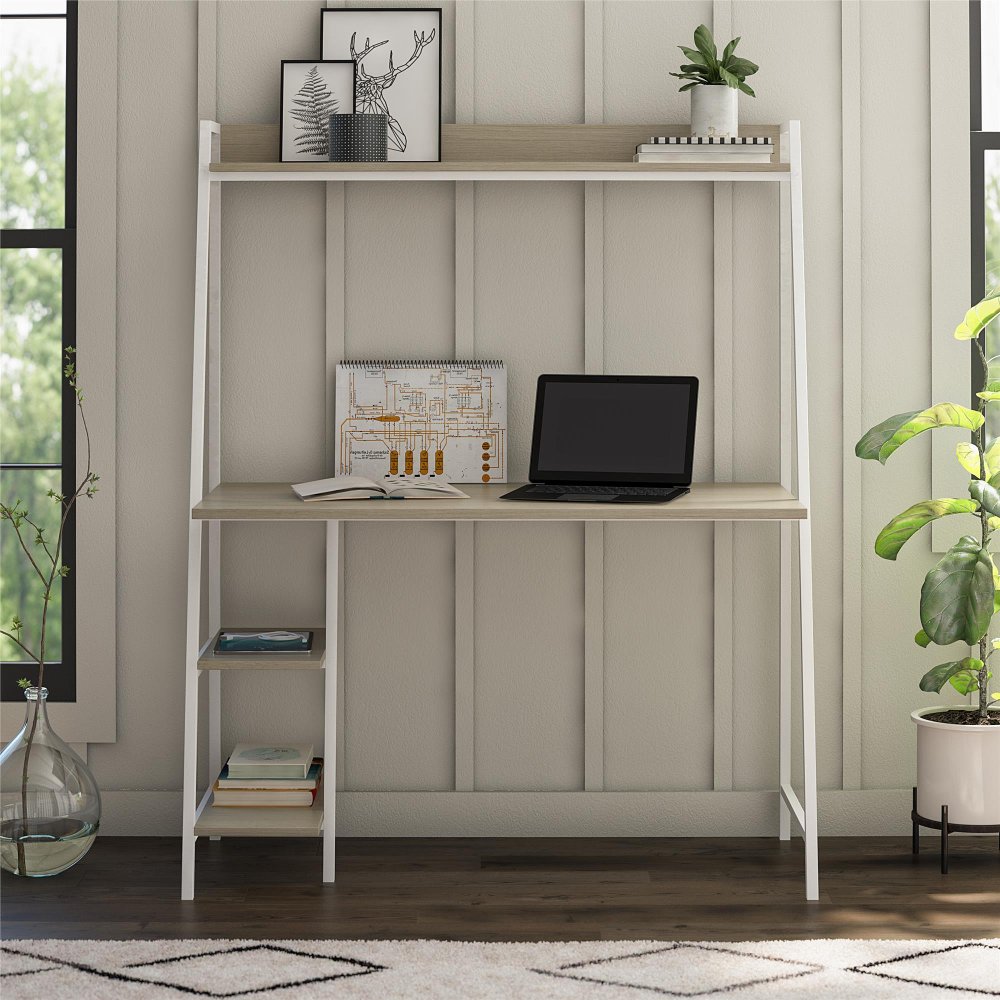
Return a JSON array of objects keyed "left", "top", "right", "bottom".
[
  {"left": 670, "top": 24, "right": 759, "bottom": 96},
  {"left": 856, "top": 294, "right": 1000, "bottom": 721}
]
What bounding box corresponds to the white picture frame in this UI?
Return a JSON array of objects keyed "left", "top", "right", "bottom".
[{"left": 321, "top": 7, "right": 442, "bottom": 162}]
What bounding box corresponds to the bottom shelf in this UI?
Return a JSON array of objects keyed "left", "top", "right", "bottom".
[{"left": 194, "top": 792, "right": 324, "bottom": 838}]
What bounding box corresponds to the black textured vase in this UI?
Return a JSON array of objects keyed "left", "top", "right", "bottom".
[{"left": 328, "top": 113, "right": 388, "bottom": 162}]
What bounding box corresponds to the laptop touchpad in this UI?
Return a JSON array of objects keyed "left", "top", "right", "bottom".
[{"left": 561, "top": 493, "right": 617, "bottom": 502}]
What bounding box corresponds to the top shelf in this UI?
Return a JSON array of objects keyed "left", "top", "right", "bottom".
[{"left": 209, "top": 122, "right": 791, "bottom": 183}]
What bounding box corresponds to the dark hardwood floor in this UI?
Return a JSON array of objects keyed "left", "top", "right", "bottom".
[{"left": 2, "top": 836, "right": 998, "bottom": 941}]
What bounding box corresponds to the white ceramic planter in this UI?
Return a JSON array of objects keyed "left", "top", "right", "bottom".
[
  {"left": 912, "top": 707, "right": 1000, "bottom": 825},
  {"left": 690, "top": 85, "right": 738, "bottom": 137}
]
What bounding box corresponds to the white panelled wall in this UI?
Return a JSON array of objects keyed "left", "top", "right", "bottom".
[{"left": 86, "top": 0, "right": 971, "bottom": 836}]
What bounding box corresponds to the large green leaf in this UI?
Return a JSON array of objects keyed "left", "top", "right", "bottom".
[
  {"left": 919, "top": 535, "right": 994, "bottom": 644},
  {"left": 855, "top": 410, "right": 921, "bottom": 460},
  {"left": 919, "top": 657, "right": 984, "bottom": 693},
  {"left": 970, "top": 479, "right": 1000, "bottom": 516},
  {"left": 722, "top": 36, "right": 740, "bottom": 62},
  {"left": 678, "top": 45, "right": 709, "bottom": 66},
  {"left": 949, "top": 667, "right": 990, "bottom": 696},
  {"left": 877, "top": 404, "right": 984, "bottom": 463},
  {"left": 874, "top": 499, "right": 978, "bottom": 560},
  {"left": 693, "top": 24, "right": 718, "bottom": 64},
  {"left": 957, "top": 442, "right": 988, "bottom": 478},
  {"left": 954, "top": 296, "right": 1000, "bottom": 340}
]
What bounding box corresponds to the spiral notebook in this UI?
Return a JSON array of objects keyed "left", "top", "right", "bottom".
[{"left": 335, "top": 361, "right": 507, "bottom": 484}]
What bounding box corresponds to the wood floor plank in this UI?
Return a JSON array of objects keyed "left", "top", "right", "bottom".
[{"left": 1, "top": 836, "right": 997, "bottom": 941}]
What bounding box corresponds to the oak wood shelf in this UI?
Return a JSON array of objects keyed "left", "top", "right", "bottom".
[
  {"left": 194, "top": 796, "right": 324, "bottom": 838},
  {"left": 197, "top": 628, "right": 327, "bottom": 671},
  {"left": 210, "top": 160, "right": 789, "bottom": 175},
  {"left": 193, "top": 482, "right": 807, "bottom": 522}
]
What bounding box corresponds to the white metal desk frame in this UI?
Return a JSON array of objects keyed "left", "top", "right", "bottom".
[{"left": 183, "top": 120, "right": 818, "bottom": 900}]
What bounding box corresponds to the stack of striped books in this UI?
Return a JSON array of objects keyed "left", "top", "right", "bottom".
[
  {"left": 634, "top": 135, "right": 773, "bottom": 164},
  {"left": 212, "top": 743, "right": 323, "bottom": 808}
]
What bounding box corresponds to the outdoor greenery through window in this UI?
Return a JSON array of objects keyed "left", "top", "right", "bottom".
[{"left": 0, "top": 0, "right": 77, "bottom": 700}]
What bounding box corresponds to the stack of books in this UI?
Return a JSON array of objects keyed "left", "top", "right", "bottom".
[
  {"left": 634, "top": 135, "right": 774, "bottom": 164},
  {"left": 212, "top": 743, "right": 322, "bottom": 808}
]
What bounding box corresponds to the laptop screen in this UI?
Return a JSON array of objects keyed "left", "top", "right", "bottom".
[{"left": 530, "top": 375, "right": 698, "bottom": 485}]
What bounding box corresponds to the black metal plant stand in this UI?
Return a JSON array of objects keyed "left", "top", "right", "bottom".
[{"left": 911, "top": 787, "right": 1000, "bottom": 873}]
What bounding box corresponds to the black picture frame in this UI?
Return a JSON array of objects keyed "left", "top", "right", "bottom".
[
  {"left": 320, "top": 7, "right": 442, "bottom": 163},
  {"left": 279, "top": 59, "right": 357, "bottom": 163}
]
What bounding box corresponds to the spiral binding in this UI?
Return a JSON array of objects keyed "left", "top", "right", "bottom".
[{"left": 340, "top": 360, "right": 504, "bottom": 368}]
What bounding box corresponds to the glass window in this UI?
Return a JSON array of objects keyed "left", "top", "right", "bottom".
[{"left": 0, "top": 1, "right": 75, "bottom": 701}]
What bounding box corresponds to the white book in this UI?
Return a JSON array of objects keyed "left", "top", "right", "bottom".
[
  {"left": 292, "top": 475, "right": 469, "bottom": 501},
  {"left": 227, "top": 742, "right": 314, "bottom": 779},
  {"left": 335, "top": 361, "right": 507, "bottom": 483}
]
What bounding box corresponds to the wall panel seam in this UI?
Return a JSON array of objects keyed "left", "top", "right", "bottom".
[
  {"left": 583, "top": 0, "right": 605, "bottom": 792},
  {"left": 454, "top": 0, "right": 475, "bottom": 793},
  {"left": 841, "top": 0, "right": 862, "bottom": 792}
]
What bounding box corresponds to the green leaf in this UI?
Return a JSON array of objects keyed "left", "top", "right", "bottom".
[
  {"left": 678, "top": 45, "right": 708, "bottom": 66},
  {"left": 727, "top": 57, "right": 759, "bottom": 77},
  {"left": 678, "top": 82, "right": 699, "bottom": 92},
  {"left": 722, "top": 36, "right": 740, "bottom": 61},
  {"left": 977, "top": 391, "right": 1000, "bottom": 401},
  {"left": 874, "top": 498, "right": 978, "bottom": 560},
  {"left": 914, "top": 628, "right": 932, "bottom": 647},
  {"left": 693, "top": 24, "right": 718, "bottom": 64},
  {"left": 970, "top": 479, "right": 1000, "bottom": 516},
  {"left": 855, "top": 404, "right": 984, "bottom": 464},
  {"left": 948, "top": 667, "right": 990, "bottom": 696},
  {"left": 920, "top": 535, "right": 994, "bottom": 645},
  {"left": 919, "top": 657, "right": 983, "bottom": 693},
  {"left": 954, "top": 296, "right": 1000, "bottom": 340},
  {"left": 957, "top": 442, "right": 988, "bottom": 477},
  {"left": 985, "top": 439, "right": 1000, "bottom": 471},
  {"left": 719, "top": 67, "right": 739, "bottom": 88},
  {"left": 737, "top": 82, "right": 756, "bottom": 97}
]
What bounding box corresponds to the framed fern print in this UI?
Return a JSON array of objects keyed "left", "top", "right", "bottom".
[
  {"left": 321, "top": 7, "right": 442, "bottom": 162},
  {"left": 279, "top": 60, "right": 357, "bottom": 162}
]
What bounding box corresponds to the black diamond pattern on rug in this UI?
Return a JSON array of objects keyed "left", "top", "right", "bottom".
[
  {"left": 2, "top": 943, "right": 387, "bottom": 997},
  {"left": 849, "top": 942, "right": 1000, "bottom": 996},
  {"left": 533, "top": 942, "right": 823, "bottom": 996}
]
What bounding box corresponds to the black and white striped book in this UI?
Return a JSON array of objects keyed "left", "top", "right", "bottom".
[{"left": 647, "top": 136, "right": 773, "bottom": 146}]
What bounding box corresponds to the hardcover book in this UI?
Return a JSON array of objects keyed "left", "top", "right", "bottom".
[
  {"left": 335, "top": 361, "right": 507, "bottom": 484},
  {"left": 227, "top": 743, "right": 314, "bottom": 779}
]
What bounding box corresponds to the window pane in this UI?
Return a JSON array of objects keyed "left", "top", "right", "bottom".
[
  {"left": 1, "top": 247, "right": 62, "bottom": 464},
  {"left": 0, "top": 15, "right": 65, "bottom": 228},
  {"left": 0, "top": 467, "right": 63, "bottom": 663}
]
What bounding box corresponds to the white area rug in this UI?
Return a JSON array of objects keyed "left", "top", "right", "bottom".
[{"left": 1, "top": 938, "right": 998, "bottom": 998}]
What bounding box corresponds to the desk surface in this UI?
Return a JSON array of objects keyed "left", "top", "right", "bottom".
[{"left": 193, "top": 482, "right": 806, "bottom": 522}]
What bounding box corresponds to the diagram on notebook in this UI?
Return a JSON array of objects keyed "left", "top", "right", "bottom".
[{"left": 335, "top": 361, "right": 507, "bottom": 483}]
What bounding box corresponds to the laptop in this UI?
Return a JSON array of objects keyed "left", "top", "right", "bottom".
[{"left": 500, "top": 374, "right": 699, "bottom": 504}]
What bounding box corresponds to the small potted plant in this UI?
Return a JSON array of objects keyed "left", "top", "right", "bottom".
[
  {"left": 670, "top": 24, "right": 758, "bottom": 137},
  {"left": 856, "top": 294, "right": 1000, "bottom": 835}
]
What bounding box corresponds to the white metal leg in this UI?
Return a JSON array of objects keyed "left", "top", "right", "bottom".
[
  {"left": 778, "top": 520, "right": 792, "bottom": 841},
  {"left": 323, "top": 521, "right": 340, "bottom": 883},
  {"left": 181, "top": 520, "right": 204, "bottom": 901},
  {"left": 788, "top": 120, "right": 819, "bottom": 900},
  {"left": 182, "top": 121, "right": 218, "bottom": 900},
  {"left": 798, "top": 520, "right": 820, "bottom": 900}
]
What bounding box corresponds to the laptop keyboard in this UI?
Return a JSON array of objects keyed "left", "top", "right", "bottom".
[{"left": 526, "top": 485, "right": 680, "bottom": 497}]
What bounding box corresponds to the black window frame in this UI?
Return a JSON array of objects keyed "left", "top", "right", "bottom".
[{"left": 0, "top": 0, "right": 78, "bottom": 701}]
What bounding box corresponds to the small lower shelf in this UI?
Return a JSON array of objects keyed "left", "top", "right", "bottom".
[
  {"left": 197, "top": 628, "right": 326, "bottom": 670},
  {"left": 194, "top": 798, "right": 324, "bottom": 838}
]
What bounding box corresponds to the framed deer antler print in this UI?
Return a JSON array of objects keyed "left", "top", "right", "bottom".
[{"left": 321, "top": 7, "right": 442, "bottom": 162}]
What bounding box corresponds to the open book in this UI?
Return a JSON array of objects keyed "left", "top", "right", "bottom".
[{"left": 292, "top": 476, "right": 469, "bottom": 501}]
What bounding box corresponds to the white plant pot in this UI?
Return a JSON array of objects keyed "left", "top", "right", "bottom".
[
  {"left": 690, "top": 85, "right": 738, "bottom": 138},
  {"left": 912, "top": 707, "right": 1000, "bottom": 826}
]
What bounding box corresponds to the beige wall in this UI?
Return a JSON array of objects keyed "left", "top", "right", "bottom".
[{"left": 81, "top": 0, "right": 971, "bottom": 834}]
